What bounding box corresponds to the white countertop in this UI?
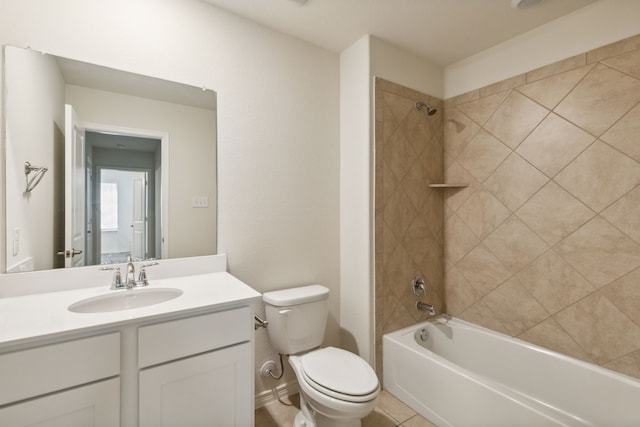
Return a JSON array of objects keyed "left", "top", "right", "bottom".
[{"left": 0, "top": 272, "right": 261, "bottom": 349}]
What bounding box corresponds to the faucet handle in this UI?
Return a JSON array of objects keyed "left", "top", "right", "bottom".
[
  {"left": 137, "top": 262, "right": 159, "bottom": 286},
  {"left": 100, "top": 266, "right": 124, "bottom": 289}
]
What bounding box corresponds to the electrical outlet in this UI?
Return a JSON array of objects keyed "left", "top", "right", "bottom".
[{"left": 192, "top": 196, "right": 209, "bottom": 208}]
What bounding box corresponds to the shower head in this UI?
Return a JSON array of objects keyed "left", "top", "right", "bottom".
[{"left": 416, "top": 101, "right": 437, "bottom": 116}]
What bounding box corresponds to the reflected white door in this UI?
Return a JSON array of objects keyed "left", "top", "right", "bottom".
[
  {"left": 131, "top": 174, "right": 147, "bottom": 261},
  {"left": 64, "top": 104, "right": 85, "bottom": 268}
]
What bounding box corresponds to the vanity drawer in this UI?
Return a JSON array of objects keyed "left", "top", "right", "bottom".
[
  {"left": 0, "top": 332, "right": 120, "bottom": 406},
  {"left": 138, "top": 306, "right": 251, "bottom": 368}
]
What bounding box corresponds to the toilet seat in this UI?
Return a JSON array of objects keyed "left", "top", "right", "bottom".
[{"left": 299, "top": 347, "right": 379, "bottom": 403}]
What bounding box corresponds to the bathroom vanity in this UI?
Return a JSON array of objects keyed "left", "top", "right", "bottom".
[{"left": 0, "top": 267, "right": 261, "bottom": 427}]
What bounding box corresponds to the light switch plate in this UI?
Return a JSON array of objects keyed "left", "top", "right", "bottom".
[{"left": 192, "top": 196, "right": 209, "bottom": 208}]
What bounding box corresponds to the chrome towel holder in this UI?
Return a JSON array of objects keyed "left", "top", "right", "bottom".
[{"left": 24, "top": 162, "right": 48, "bottom": 193}]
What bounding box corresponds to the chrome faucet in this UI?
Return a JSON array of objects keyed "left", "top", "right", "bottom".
[
  {"left": 125, "top": 254, "right": 137, "bottom": 288},
  {"left": 416, "top": 301, "right": 436, "bottom": 316}
]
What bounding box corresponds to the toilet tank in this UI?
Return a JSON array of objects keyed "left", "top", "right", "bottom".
[{"left": 263, "top": 284, "right": 329, "bottom": 355}]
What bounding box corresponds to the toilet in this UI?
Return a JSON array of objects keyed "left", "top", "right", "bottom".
[{"left": 263, "top": 284, "right": 380, "bottom": 427}]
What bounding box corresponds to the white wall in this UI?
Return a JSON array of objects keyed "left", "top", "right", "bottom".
[
  {"left": 445, "top": 0, "right": 640, "bottom": 98},
  {"left": 0, "top": 0, "right": 340, "bottom": 400},
  {"left": 339, "top": 35, "right": 373, "bottom": 362},
  {"left": 4, "top": 46, "right": 64, "bottom": 272},
  {"left": 370, "top": 36, "right": 443, "bottom": 100}
]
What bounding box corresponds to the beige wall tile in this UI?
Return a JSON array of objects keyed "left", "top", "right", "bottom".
[
  {"left": 484, "top": 153, "right": 548, "bottom": 211},
  {"left": 444, "top": 266, "right": 479, "bottom": 315},
  {"left": 554, "top": 291, "right": 640, "bottom": 364},
  {"left": 456, "top": 91, "right": 508, "bottom": 126},
  {"left": 383, "top": 91, "right": 416, "bottom": 124},
  {"left": 483, "top": 277, "right": 549, "bottom": 336},
  {"left": 601, "top": 267, "right": 640, "bottom": 326},
  {"left": 383, "top": 187, "right": 418, "bottom": 242},
  {"left": 443, "top": 162, "right": 479, "bottom": 212},
  {"left": 479, "top": 74, "right": 526, "bottom": 98},
  {"left": 526, "top": 54, "right": 586, "bottom": 82},
  {"left": 483, "top": 215, "right": 548, "bottom": 273},
  {"left": 484, "top": 91, "right": 549, "bottom": 149},
  {"left": 601, "top": 103, "right": 640, "bottom": 163},
  {"left": 602, "top": 49, "right": 640, "bottom": 79},
  {"left": 516, "top": 113, "right": 595, "bottom": 178},
  {"left": 517, "top": 317, "right": 594, "bottom": 363},
  {"left": 603, "top": 349, "right": 640, "bottom": 379},
  {"left": 601, "top": 186, "right": 640, "bottom": 244},
  {"left": 444, "top": 214, "right": 478, "bottom": 264},
  {"left": 517, "top": 65, "right": 593, "bottom": 110},
  {"left": 384, "top": 127, "right": 416, "bottom": 184},
  {"left": 515, "top": 181, "right": 595, "bottom": 246},
  {"left": 457, "top": 129, "right": 511, "bottom": 182},
  {"left": 402, "top": 213, "right": 435, "bottom": 266},
  {"left": 456, "top": 190, "right": 510, "bottom": 240},
  {"left": 554, "top": 141, "right": 640, "bottom": 213},
  {"left": 554, "top": 64, "right": 640, "bottom": 137},
  {"left": 587, "top": 33, "right": 640, "bottom": 64},
  {"left": 459, "top": 299, "right": 509, "bottom": 335},
  {"left": 443, "top": 107, "right": 481, "bottom": 161},
  {"left": 516, "top": 249, "right": 594, "bottom": 315},
  {"left": 555, "top": 216, "right": 640, "bottom": 288},
  {"left": 457, "top": 244, "right": 511, "bottom": 297}
]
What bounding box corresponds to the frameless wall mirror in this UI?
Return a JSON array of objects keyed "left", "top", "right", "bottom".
[{"left": 3, "top": 45, "right": 217, "bottom": 273}]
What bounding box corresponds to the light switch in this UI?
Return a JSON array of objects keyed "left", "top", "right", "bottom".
[
  {"left": 192, "top": 196, "right": 209, "bottom": 208},
  {"left": 12, "top": 228, "right": 19, "bottom": 256}
]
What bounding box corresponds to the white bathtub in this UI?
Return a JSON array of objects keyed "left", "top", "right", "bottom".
[{"left": 383, "top": 316, "right": 640, "bottom": 427}]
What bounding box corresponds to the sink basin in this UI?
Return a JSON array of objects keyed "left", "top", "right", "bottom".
[{"left": 68, "top": 288, "right": 183, "bottom": 313}]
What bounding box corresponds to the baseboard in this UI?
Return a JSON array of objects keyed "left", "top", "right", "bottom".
[{"left": 255, "top": 381, "right": 299, "bottom": 409}]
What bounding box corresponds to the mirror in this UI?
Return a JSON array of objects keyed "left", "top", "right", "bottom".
[{"left": 4, "top": 45, "right": 217, "bottom": 273}]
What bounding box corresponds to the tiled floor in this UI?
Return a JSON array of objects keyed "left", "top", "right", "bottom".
[{"left": 255, "top": 390, "right": 437, "bottom": 427}]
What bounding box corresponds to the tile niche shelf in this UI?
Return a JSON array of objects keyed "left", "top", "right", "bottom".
[{"left": 428, "top": 183, "right": 469, "bottom": 188}]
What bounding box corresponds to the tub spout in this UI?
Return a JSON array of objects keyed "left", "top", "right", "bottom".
[{"left": 416, "top": 301, "right": 436, "bottom": 316}]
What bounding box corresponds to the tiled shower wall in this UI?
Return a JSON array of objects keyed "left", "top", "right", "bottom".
[
  {"left": 374, "top": 78, "right": 444, "bottom": 376},
  {"left": 444, "top": 33, "right": 640, "bottom": 380}
]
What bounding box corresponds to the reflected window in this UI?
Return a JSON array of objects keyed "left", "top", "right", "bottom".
[{"left": 101, "top": 183, "right": 118, "bottom": 231}]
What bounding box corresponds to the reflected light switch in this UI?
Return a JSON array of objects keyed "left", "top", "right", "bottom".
[{"left": 192, "top": 196, "right": 209, "bottom": 208}]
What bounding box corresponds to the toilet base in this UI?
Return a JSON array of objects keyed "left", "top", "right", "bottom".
[{"left": 294, "top": 391, "right": 362, "bottom": 427}]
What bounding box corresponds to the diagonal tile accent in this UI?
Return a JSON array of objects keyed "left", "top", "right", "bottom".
[
  {"left": 517, "top": 65, "right": 593, "bottom": 110},
  {"left": 459, "top": 299, "right": 509, "bottom": 335},
  {"left": 601, "top": 186, "right": 640, "bottom": 244},
  {"left": 554, "top": 64, "right": 640, "bottom": 137},
  {"left": 604, "top": 350, "right": 640, "bottom": 380},
  {"left": 444, "top": 108, "right": 480, "bottom": 161},
  {"left": 555, "top": 216, "right": 640, "bottom": 288},
  {"left": 484, "top": 91, "right": 549, "bottom": 149},
  {"left": 402, "top": 108, "right": 435, "bottom": 157},
  {"left": 384, "top": 127, "right": 415, "bottom": 184},
  {"left": 601, "top": 103, "right": 640, "bottom": 163},
  {"left": 483, "top": 216, "right": 548, "bottom": 273},
  {"left": 443, "top": 161, "right": 480, "bottom": 212},
  {"left": 516, "top": 249, "right": 594, "bottom": 315},
  {"left": 518, "top": 317, "right": 593, "bottom": 363},
  {"left": 383, "top": 186, "right": 417, "bottom": 242},
  {"left": 383, "top": 91, "right": 415, "bottom": 124},
  {"left": 457, "top": 244, "right": 511, "bottom": 297},
  {"left": 456, "top": 91, "right": 508, "bottom": 126},
  {"left": 444, "top": 266, "right": 479, "bottom": 316},
  {"left": 484, "top": 153, "right": 548, "bottom": 211},
  {"left": 601, "top": 267, "right": 640, "bottom": 327},
  {"left": 444, "top": 214, "right": 478, "bottom": 264},
  {"left": 516, "top": 113, "right": 595, "bottom": 178},
  {"left": 483, "top": 276, "right": 549, "bottom": 336},
  {"left": 457, "top": 129, "right": 511, "bottom": 182},
  {"left": 456, "top": 190, "right": 510, "bottom": 240},
  {"left": 554, "top": 141, "right": 640, "bottom": 213},
  {"left": 602, "top": 49, "right": 640, "bottom": 79},
  {"left": 402, "top": 213, "right": 436, "bottom": 267},
  {"left": 554, "top": 291, "right": 640, "bottom": 364},
  {"left": 516, "top": 181, "right": 595, "bottom": 246}
]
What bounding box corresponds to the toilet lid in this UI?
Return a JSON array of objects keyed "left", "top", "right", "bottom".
[{"left": 300, "top": 347, "right": 379, "bottom": 398}]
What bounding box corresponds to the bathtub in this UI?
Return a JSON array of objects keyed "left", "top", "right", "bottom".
[{"left": 383, "top": 316, "right": 640, "bottom": 427}]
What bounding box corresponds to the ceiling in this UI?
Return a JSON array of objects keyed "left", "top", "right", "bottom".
[{"left": 202, "top": 0, "right": 599, "bottom": 66}]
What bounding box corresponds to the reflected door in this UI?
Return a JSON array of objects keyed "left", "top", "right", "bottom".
[
  {"left": 131, "top": 174, "right": 148, "bottom": 261},
  {"left": 64, "top": 104, "right": 86, "bottom": 268}
]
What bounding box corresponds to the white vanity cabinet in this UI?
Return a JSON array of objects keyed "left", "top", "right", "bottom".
[
  {"left": 138, "top": 306, "right": 254, "bottom": 427},
  {"left": 0, "top": 333, "right": 121, "bottom": 427}
]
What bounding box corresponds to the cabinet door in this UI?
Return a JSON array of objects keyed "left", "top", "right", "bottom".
[
  {"left": 139, "top": 342, "right": 252, "bottom": 427},
  {"left": 0, "top": 378, "right": 120, "bottom": 427}
]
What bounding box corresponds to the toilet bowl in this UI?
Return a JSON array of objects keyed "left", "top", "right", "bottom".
[{"left": 262, "top": 285, "right": 380, "bottom": 427}]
